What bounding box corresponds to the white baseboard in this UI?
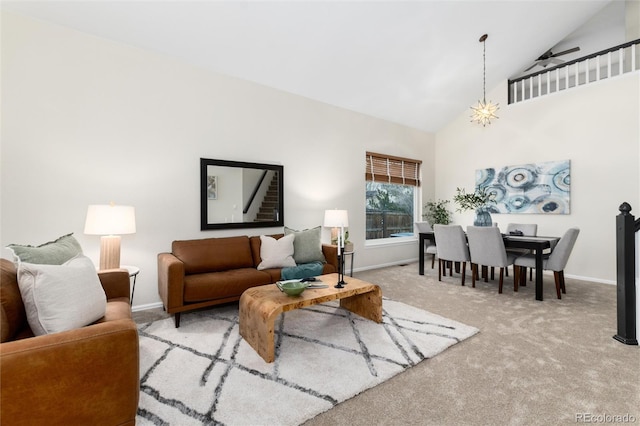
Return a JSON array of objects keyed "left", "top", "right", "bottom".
[
  {"left": 355, "top": 258, "right": 617, "bottom": 286},
  {"left": 353, "top": 257, "right": 419, "bottom": 273},
  {"left": 132, "top": 301, "right": 164, "bottom": 312},
  {"left": 130, "top": 261, "right": 616, "bottom": 312}
]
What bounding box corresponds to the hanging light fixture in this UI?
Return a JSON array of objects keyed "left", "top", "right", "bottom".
[{"left": 470, "top": 34, "right": 499, "bottom": 126}]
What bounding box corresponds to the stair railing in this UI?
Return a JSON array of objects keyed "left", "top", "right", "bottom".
[
  {"left": 243, "top": 170, "right": 268, "bottom": 215},
  {"left": 614, "top": 202, "right": 639, "bottom": 345}
]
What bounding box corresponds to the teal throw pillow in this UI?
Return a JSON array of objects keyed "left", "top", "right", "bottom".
[
  {"left": 7, "top": 233, "right": 83, "bottom": 265},
  {"left": 284, "top": 226, "right": 326, "bottom": 265}
]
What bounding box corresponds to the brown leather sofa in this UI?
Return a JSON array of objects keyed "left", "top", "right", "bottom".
[
  {"left": 158, "top": 234, "right": 338, "bottom": 327},
  {"left": 0, "top": 259, "right": 140, "bottom": 426}
]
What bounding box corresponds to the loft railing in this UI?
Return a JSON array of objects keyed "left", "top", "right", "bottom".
[
  {"left": 509, "top": 38, "right": 640, "bottom": 104},
  {"left": 614, "top": 202, "right": 639, "bottom": 345}
]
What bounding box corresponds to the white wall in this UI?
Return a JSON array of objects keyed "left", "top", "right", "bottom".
[
  {"left": 1, "top": 12, "right": 435, "bottom": 309},
  {"left": 436, "top": 72, "right": 640, "bottom": 283}
]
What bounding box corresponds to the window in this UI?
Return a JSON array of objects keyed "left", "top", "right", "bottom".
[{"left": 365, "top": 152, "right": 421, "bottom": 241}]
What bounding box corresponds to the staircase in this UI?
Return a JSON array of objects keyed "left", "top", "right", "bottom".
[{"left": 255, "top": 174, "right": 279, "bottom": 222}]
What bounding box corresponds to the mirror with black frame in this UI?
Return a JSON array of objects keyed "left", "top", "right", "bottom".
[{"left": 200, "top": 158, "right": 284, "bottom": 230}]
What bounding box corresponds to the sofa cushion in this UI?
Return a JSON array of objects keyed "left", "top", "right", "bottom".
[
  {"left": 17, "top": 255, "right": 107, "bottom": 336},
  {"left": 257, "top": 234, "right": 296, "bottom": 270},
  {"left": 0, "top": 259, "right": 27, "bottom": 343},
  {"left": 284, "top": 226, "right": 326, "bottom": 264},
  {"left": 7, "top": 233, "right": 83, "bottom": 265},
  {"left": 172, "top": 236, "right": 254, "bottom": 274},
  {"left": 183, "top": 268, "right": 273, "bottom": 302}
]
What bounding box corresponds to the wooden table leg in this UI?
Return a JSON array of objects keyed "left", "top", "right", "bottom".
[
  {"left": 239, "top": 292, "right": 280, "bottom": 363},
  {"left": 419, "top": 234, "right": 426, "bottom": 275},
  {"left": 535, "top": 248, "right": 544, "bottom": 301},
  {"left": 340, "top": 287, "right": 383, "bottom": 323}
]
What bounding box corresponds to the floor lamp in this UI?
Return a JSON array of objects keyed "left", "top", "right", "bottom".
[
  {"left": 323, "top": 209, "right": 349, "bottom": 288},
  {"left": 84, "top": 203, "right": 136, "bottom": 270}
]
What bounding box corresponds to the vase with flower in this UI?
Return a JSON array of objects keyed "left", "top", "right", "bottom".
[{"left": 453, "top": 186, "right": 495, "bottom": 226}]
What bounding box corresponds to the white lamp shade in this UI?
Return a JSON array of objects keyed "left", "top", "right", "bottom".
[
  {"left": 84, "top": 204, "right": 136, "bottom": 235},
  {"left": 323, "top": 209, "right": 349, "bottom": 228}
]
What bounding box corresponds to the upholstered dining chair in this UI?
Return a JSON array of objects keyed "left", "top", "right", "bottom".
[
  {"left": 415, "top": 221, "right": 437, "bottom": 269},
  {"left": 433, "top": 224, "right": 470, "bottom": 285},
  {"left": 505, "top": 223, "right": 538, "bottom": 279},
  {"left": 514, "top": 228, "right": 580, "bottom": 299},
  {"left": 466, "top": 226, "right": 519, "bottom": 293}
]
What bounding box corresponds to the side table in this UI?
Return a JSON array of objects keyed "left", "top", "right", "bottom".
[
  {"left": 342, "top": 251, "right": 354, "bottom": 277},
  {"left": 121, "top": 265, "right": 140, "bottom": 306}
]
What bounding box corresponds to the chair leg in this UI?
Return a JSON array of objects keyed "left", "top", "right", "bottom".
[
  {"left": 490, "top": 267, "right": 495, "bottom": 281},
  {"left": 560, "top": 271, "right": 566, "bottom": 293},
  {"left": 553, "top": 271, "right": 562, "bottom": 299},
  {"left": 461, "top": 261, "right": 466, "bottom": 286},
  {"left": 498, "top": 267, "right": 504, "bottom": 293},
  {"left": 520, "top": 267, "right": 527, "bottom": 286},
  {"left": 513, "top": 266, "right": 519, "bottom": 292},
  {"left": 431, "top": 253, "right": 435, "bottom": 269},
  {"left": 529, "top": 267, "right": 533, "bottom": 281},
  {"left": 438, "top": 259, "right": 442, "bottom": 281},
  {"left": 471, "top": 264, "right": 477, "bottom": 288}
]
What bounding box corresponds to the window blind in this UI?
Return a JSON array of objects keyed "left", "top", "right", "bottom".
[{"left": 365, "top": 152, "right": 422, "bottom": 187}]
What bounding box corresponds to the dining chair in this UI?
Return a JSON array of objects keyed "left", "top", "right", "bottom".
[
  {"left": 466, "top": 226, "right": 519, "bottom": 293},
  {"left": 415, "top": 221, "right": 437, "bottom": 269},
  {"left": 505, "top": 223, "right": 538, "bottom": 279},
  {"left": 433, "top": 224, "right": 470, "bottom": 285},
  {"left": 514, "top": 228, "right": 580, "bottom": 299}
]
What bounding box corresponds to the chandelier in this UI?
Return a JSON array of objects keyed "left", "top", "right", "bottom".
[{"left": 470, "top": 34, "right": 499, "bottom": 126}]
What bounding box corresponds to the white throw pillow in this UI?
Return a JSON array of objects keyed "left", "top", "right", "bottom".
[
  {"left": 257, "top": 234, "right": 297, "bottom": 270},
  {"left": 17, "top": 254, "right": 107, "bottom": 336}
]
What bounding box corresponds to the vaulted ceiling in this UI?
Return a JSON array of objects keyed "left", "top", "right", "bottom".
[{"left": 2, "top": 1, "right": 622, "bottom": 132}]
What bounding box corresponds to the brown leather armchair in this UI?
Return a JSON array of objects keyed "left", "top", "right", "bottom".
[{"left": 0, "top": 259, "right": 140, "bottom": 426}]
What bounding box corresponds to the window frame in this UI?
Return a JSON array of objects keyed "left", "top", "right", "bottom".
[{"left": 364, "top": 152, "right": 422, "bottom": 246}]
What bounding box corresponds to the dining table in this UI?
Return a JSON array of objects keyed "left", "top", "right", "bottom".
[{"left": 418, "top": 231, "right": 560, "bottom": 301}]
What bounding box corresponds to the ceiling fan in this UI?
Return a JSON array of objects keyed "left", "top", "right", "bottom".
[{"left": 524, "top": 46, "right": 581, "bottom": 72}]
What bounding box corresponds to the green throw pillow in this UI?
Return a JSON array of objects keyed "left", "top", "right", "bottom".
[
  {"left": 7, "top": 233, "right": 83, "bottom": 265},
  {"left": 284, "top": 226, "right": 326, "bottom": 265}
]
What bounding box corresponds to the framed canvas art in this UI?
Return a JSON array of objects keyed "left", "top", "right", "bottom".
[{"left": 476, "top": 159, "right": 570, "bottom": 214}]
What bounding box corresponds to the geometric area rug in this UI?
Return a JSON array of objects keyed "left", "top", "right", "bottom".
[{"left": 136, "top": 298, "right": 479, "bottom": 425}]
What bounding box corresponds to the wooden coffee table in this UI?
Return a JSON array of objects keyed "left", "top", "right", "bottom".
[{"left": 239, "top": 274, "right": 382, "bottom": 363}]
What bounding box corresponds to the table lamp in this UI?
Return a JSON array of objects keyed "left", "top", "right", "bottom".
[
  {"left": 84, "top": 203, "right": 136, "bottom": 270},
  {"left": 323, "top": 209, "right": 349, "bottom": 287}
]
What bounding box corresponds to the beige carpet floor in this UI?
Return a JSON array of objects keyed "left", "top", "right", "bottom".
[{"left": 133, "top": 263, "right": 640, "bottom": 426}]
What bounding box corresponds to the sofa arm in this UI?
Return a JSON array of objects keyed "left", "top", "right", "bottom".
[
  {"left": 322, "top": 244, "right": 339, "bottom": 271},
  {"left": 0, "top": 319, "right": 139, "bottom": 426},
  {"left": 158, "top": 252, "right": 185, "bottom": 313},
  {"left": 98, "top": 269, "right": 131, "bottom": 301}
]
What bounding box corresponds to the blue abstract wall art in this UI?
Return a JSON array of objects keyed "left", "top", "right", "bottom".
[{"left": 476, "top": 159, "right": 570, "bottom": 214}]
